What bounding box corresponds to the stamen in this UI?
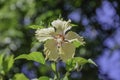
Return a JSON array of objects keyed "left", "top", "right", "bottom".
[{"left": 54, "top": 34, "right": 65, "bottom": 47}]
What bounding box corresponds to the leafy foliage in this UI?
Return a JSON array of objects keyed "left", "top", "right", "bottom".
[
  {"left": 0, "top": 54, "right": 14, "bottom": 75},
  {"left": 29, "top": 25, "right": 44, "bottom": 29},
  {"left": 3, "top": 55, "right": 14, "bottom": 73},
  {"left": 66, "top": 57, "right": 96, "bottom": 71},
  {"left": 15, "top": 52, "right": 45, "bottom": 64},
  {"left": 72, "top": 39, "right": 84, "bottom": 48},
  {"left": 38, "top": 76, "right": 50, "bottom": 80},
  {"left": 13, "top": 73, "right": 29, "bottom": 80},
  {"left": 63, "top": 76, "right": 69, "bottom": 80}
]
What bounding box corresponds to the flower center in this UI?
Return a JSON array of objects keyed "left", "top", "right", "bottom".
[{"left": 55, "top": 34, "right": 64, "bottom": 47}]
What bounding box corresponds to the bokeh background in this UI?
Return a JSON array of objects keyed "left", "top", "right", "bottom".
[{"left": 0, "top": 0, "right": 120, "bottom": 80}]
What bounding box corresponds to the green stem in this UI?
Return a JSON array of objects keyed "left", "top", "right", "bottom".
[
  {"left": 54, "top": 61, "right": 60, "bottom": 80},
  {"left": 65, "top": 71, "right": 70, "bottom": 77}
]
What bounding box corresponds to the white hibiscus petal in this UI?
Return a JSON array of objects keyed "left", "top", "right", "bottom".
[
  {"left": 65, "top": 31, "right": 85, "bottom": 47},
  {"left": 51, "top": 19, "right": 63, "bottom": 28},
  {"left": 60, "top": 42, "right": 75, "bottom": 62},
  {"left": 44, "top": 39, "right": 59, "bottom": 61},
  {"left": 35, "top": 27, "right": 55, "bottom": 42},
  {"left": 63, "top": 19, "right": 72, "bottom": 33},
  {"left": 51, "top": 19, "right": 71, "bottom": 34}
]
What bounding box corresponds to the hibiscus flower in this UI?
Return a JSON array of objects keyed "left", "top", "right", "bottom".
[{"left": 35, "top": 19, "right": 85, "bottom": 62}]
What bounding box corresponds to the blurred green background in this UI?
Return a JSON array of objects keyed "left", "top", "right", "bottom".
[{"left": 0, "top": 0, "right": 120, "bottom": 80}]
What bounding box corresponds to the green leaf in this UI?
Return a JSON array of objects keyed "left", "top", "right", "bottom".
[
  {"left": 6, "top": 55, "right": 14, "bottom": 72},
  {"left": 15, "top": 52, "right": 45, "bottom": 64},
  {"left": 29, "top": 25, "right": 44, "bottom": 29},
  {"left": 38, "top": 76, "right": 49, "bottom": 80},
  {"left": 88, "top": 59, "right": 97, "bottom": 66},
  {"left": 66, "top": 57, "right": 96, "bottom": 71},
  {"left": 0, "top": 54, "right": 4, "bottom": 66},
  {"left": 13, "top": 73, "right": 29, "bottom": 80},
  {"left": 0, "top": 54, "right": 4, "bottom": 75},
  {"left": 70, "top": 23, "right": 78, "bottom": 27},
  {"left": 51, "top": 62, "right": 56, "bottom": 72},
  {"left": 3, "top": 55, "right": 14, "bottom": 73},
  {"left": 72, "top": 39, "right": 81, "bottom": 48},
  {"left": 63, "top": 76, "right": 68, "bottom": 80}
]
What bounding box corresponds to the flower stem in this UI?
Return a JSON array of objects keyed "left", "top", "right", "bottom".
[{"left": 54, "top": 61, "right": 60, "bottom": 80}]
